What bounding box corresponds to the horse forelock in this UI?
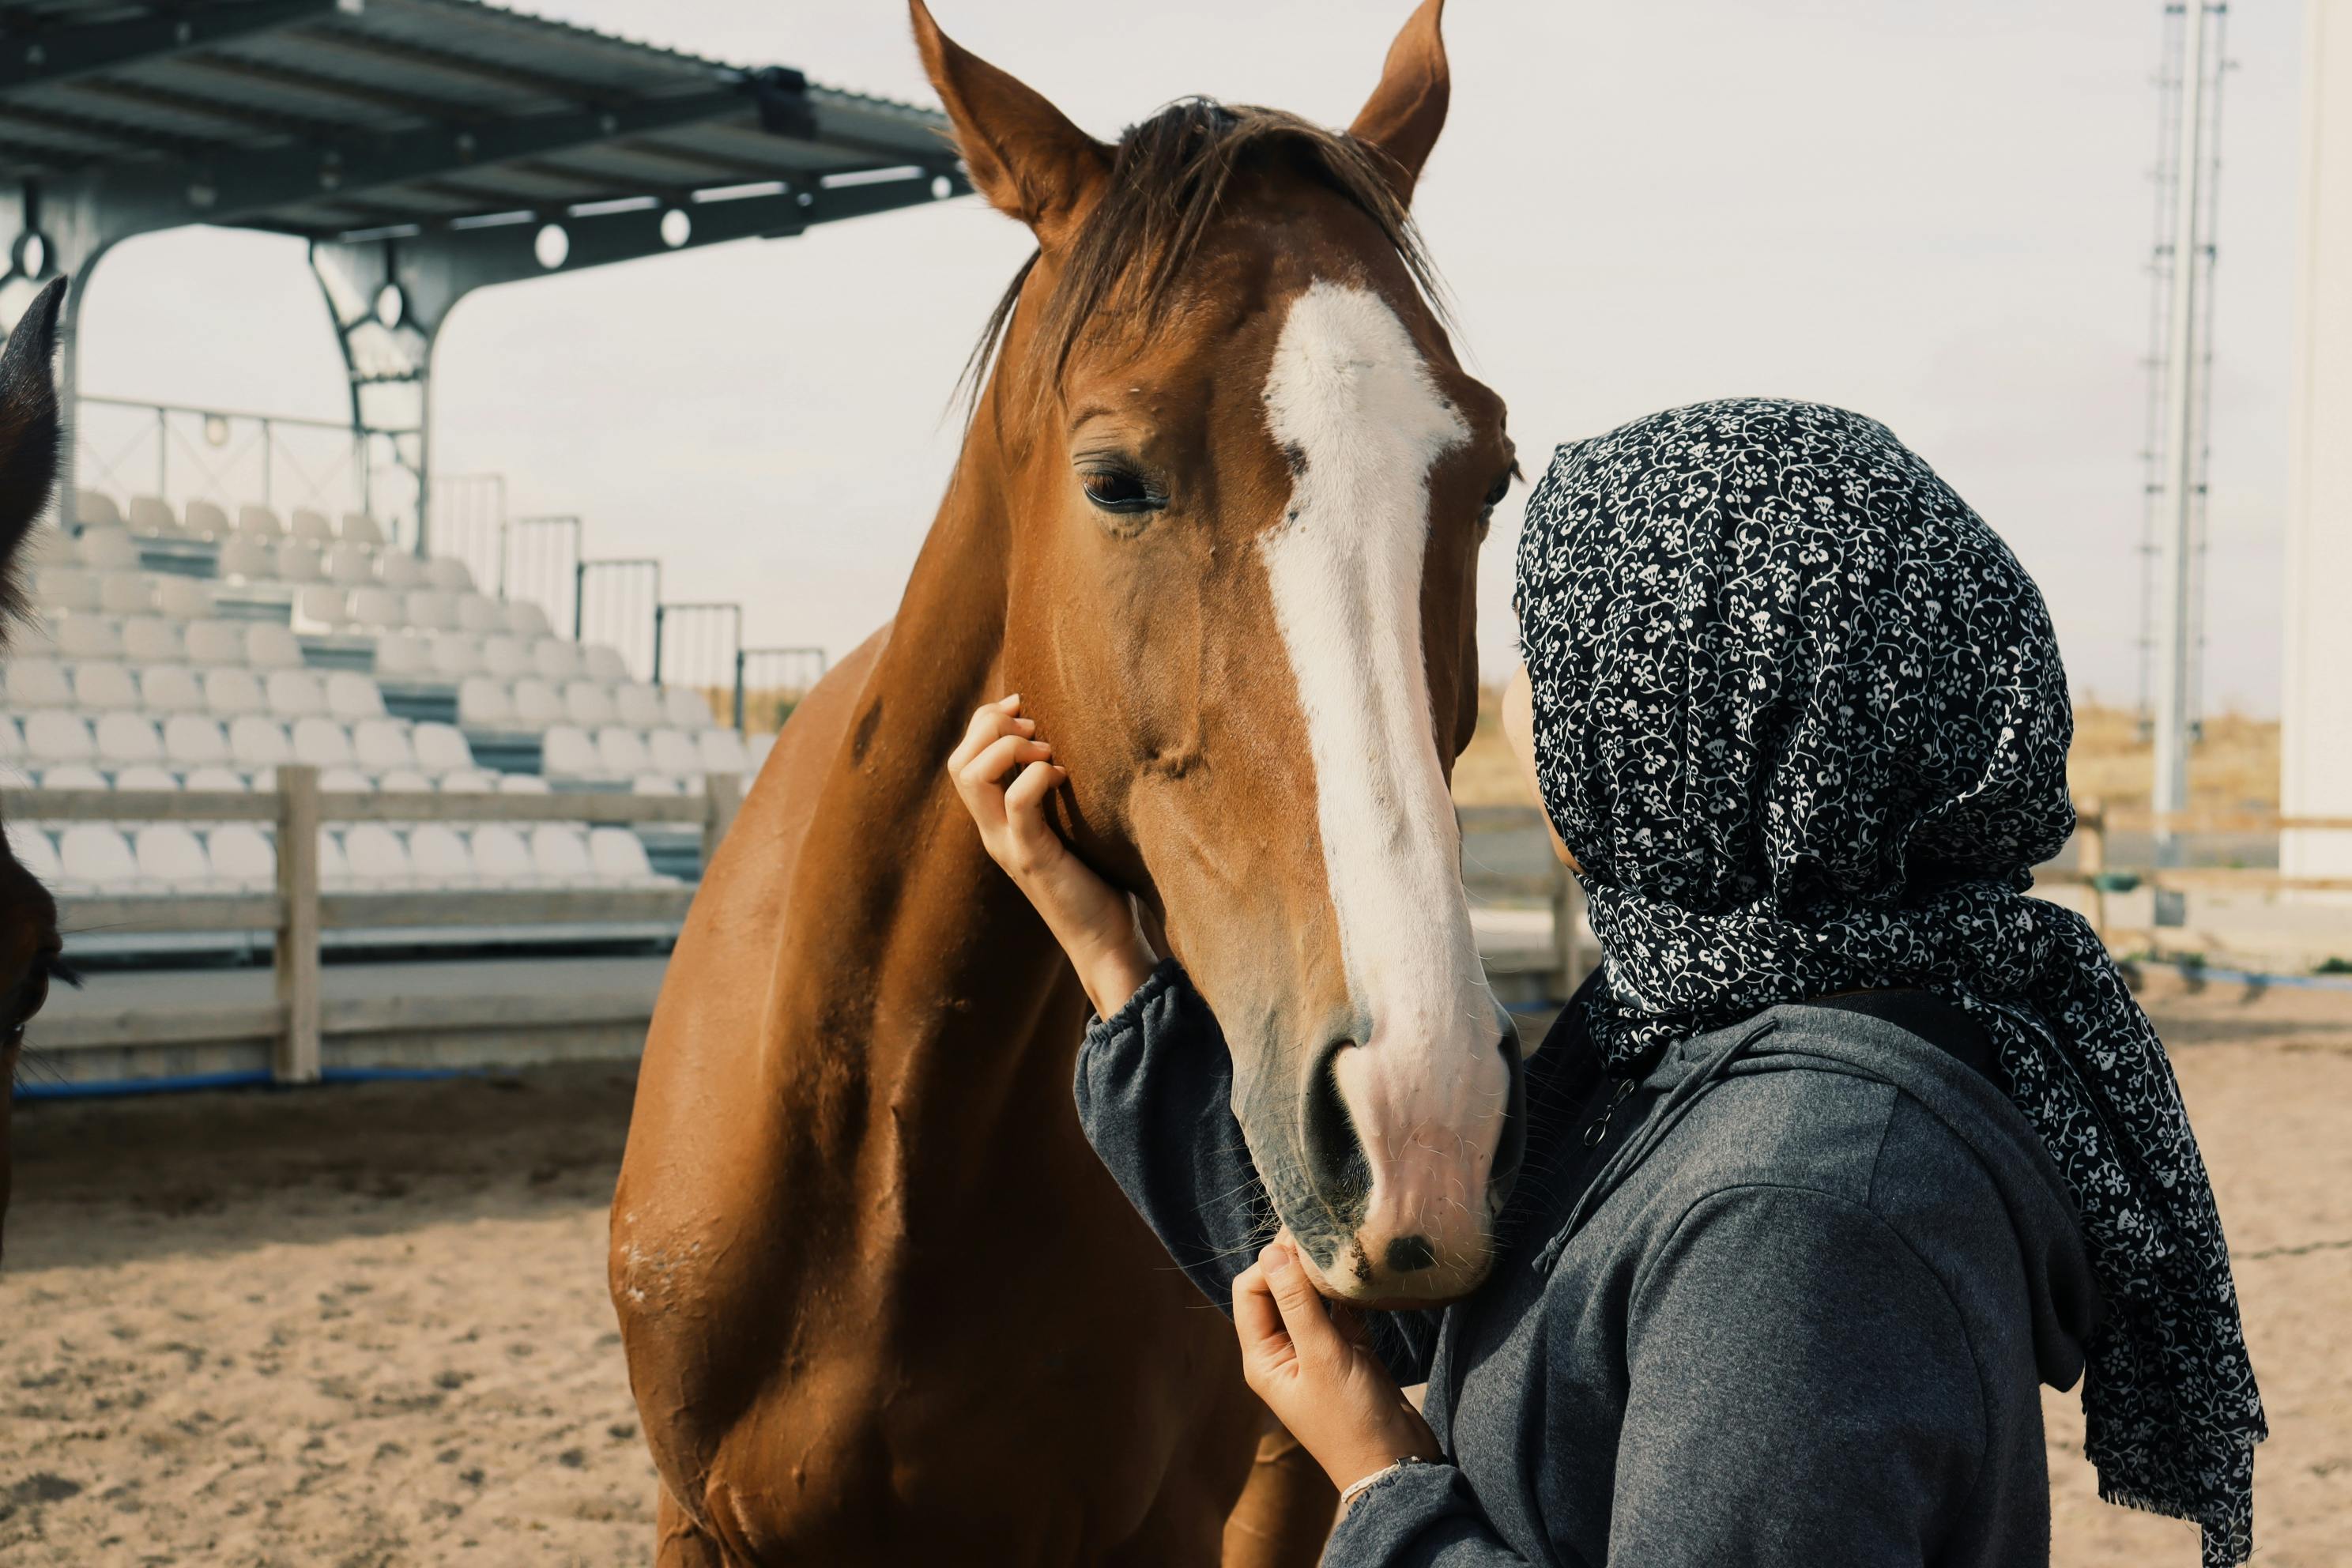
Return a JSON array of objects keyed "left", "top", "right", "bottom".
[{"left": 958, "top": 99, "right": 1447, "bottom": 420}]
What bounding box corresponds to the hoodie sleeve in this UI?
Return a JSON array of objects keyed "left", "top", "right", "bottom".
[{"left": 1073, "top": 959, "right": 1442, "bottom": 1385}]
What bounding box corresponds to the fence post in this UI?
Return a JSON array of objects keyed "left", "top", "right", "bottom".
[
  {"left": 704, "top": 771, "right": 744, "bottom": 869},
  {"left": 2079, "top": 796, "right": 2108, "bottom": 945},
  {"left": 273, "top": 763, "right": 322, "bottom": 1084},
  {"left": 1550, "top": 859, "right": 1592, "bottom": 1002},
  {"left": 733, "top": 646, "right": 747, "bottom": 734}
]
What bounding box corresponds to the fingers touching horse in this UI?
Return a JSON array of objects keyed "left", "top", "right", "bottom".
[
  {"left": 612, "top": 3, "right": 1516, "bottom": 1559},
  {"left": 0, "top": 278, "right": 74, "bottom": 1265}
]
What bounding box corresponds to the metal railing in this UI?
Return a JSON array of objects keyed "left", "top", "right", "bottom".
[
  {"left": 736, "top": 646, "right": 829, "bottom": 736},
  {"left": 654, "top": 601, "right": 741, "bottom": 726},
  {"left": 77, "top": 395, "right": 376, "bottom": 532},
  {"left": 575, "top": 557, "right": 661, "bottom": 679}
]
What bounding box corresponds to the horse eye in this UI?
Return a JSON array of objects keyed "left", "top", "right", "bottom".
[{"left": 1080, "top": 467, "right": 1163, "bottom": 515}]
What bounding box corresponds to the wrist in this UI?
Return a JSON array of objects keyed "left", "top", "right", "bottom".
[{"left": 1069, "top": 922, "right": 1156, "bottom": 1018}]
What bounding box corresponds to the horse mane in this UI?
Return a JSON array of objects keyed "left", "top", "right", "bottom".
[{"left": 958, "top": 98, "right": 1446, "bottom": 413}]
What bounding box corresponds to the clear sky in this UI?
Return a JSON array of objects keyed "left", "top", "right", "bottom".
[{"left": 70, "top": 1, "right": 2305, "bottom": 714}]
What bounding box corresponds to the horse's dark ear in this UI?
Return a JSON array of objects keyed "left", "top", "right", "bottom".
[
  {"left": 910, "top": 0, "right": 1110, "bottom": 250},
  {"left": 0, "top": 278, "right": 64, "bottom": 628},
  {"left": 1350, "top": 0, "right": 1449, "bottom": 204}
]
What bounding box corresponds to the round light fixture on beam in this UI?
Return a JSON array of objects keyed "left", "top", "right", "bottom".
[
  {"left": 659, "top": 208, "right": 692, "bottom": 250},
  {"left": 533, "top": 223, "right": 571, "bottom": 270},
  {"left": 373, "top": 281, "right": 407, "bottom": 329},
  {"left": 11, "top": 230, "right": 49, "bottom": 279},
  {"left": 931, "top": 175, "right": 953, "bottom": 201},
  {"left": 202, "top": 415, "right": 230, "bottom": 448}
]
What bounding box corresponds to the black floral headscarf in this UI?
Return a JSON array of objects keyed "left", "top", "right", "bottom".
[{"left": 1514, "top": 398, "right": 2262, "bottom": 1566}]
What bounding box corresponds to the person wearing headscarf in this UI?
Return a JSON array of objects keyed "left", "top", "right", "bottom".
[{"left": 952, "top": 398, "right": 2262, "bottom": 1566}]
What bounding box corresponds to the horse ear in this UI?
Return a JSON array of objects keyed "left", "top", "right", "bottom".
[
  {"left": 0, "top": 278, "right": 64, "bottom": 625},
  {"left": 910, "top": 1, "right": 1111, "bottom": 250},
  {"left": 1349, "top": 0, "right": 1449, "bottom": 204}
]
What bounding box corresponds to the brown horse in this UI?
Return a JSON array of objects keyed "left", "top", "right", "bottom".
[
  {"left": 611, "top": 3, "right": 1519, "bottom": 1560},
  {"left": 0, "top": 277, "right": 75, "bottom": 1264}
]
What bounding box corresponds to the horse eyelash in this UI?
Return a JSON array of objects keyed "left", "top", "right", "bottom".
[{"left": 43, "top": 951, "right": 82, "bottom": 989}]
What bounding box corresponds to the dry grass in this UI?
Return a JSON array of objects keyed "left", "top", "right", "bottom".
[{"left": 1449, "top": 692, "right": 2282, "bottom": 815}]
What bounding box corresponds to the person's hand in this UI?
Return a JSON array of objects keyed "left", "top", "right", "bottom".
[
  {"left": 1234, "top": 1238, "right": 1442, "bottom": 1503},
  {"left": 948, "top": 695, "right": 1157, "bottom": 1016}
]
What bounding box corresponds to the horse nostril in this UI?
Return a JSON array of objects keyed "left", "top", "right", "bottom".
[
  {"left": 1385, "top": 1234, "right": 1437, "bottom": 1272},
  {"left": 1301, "top": 1038, "right": 1370, "bottom": 1228}
]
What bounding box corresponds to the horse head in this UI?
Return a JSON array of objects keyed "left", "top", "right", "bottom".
[
  {"left": 916, "top": 0, "right": 1521, "bottom": 1306},
  {"left": 0, "top": 277, "right": 70, "bottom": 1267}
]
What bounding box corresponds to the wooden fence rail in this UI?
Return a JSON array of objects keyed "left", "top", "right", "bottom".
[{"left": 19, "top": 766, "right": 740, "bottom": 1084}]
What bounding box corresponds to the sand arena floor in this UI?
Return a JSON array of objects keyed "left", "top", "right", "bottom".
[{"left": 2, "top": 970, "right": 2345, "bottom": 1566}]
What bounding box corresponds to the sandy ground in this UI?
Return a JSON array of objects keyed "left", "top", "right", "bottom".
[{"left": 3, "top": 971, "right": 2347, "bottom": 1566}]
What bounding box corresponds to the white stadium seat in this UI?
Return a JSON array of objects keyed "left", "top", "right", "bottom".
[
  {"left": 25, "top": 527, "right": 77, "bottom": 570},
  {"left": 274, "top": 541, "right": 323, "bottom": 583},
  {"left": 325, "top": 670, "right": 386, "bottom": 721},
  {"left": 481, "top": 635, "right": 532, "bottom": 679},
  {"left": 266, "top": 669, "right": 327, "bottom": 718},
  {"left": 503, "top": 601, "right": 552, "bottom": 639},
  {"left": 289, "top": 507, "right": 336, "bottom": 545},
  {"left": 155, "top": 576, "right": 216, "bottom": 620},
  {"left": 9, "top": 824, "right": 62, "bottom": 887},
  {"left": 296, "top": 585, "right": 345, "bottom": 627},
  {"left": 341, "top": 512, "right": 387, "bottom": 548},
  {"left": 55, "top": 614, "right": 124, "bottom": 662},
  {"left": 292, "top": 716, "right": 354, "bottom": 770},
  {"left": 430, "top": 632, "right": 482, "bottom": 679},
  {"left": 59, "top": 824, "right": 141, "bottom": 891},
  {"left": 665, "top": 687, "right": 714, "bottom": 730},
  {"left": 77, "top": 526, "right": 141, "bottom": 572},
  {"left": 412, "top": 721, "right": 473, "bottom": 774},
  {"left": 341, "top": 823, "right": 412, "bottom": 887},
  {"left": 37, "top": 567, "right": 100, "bottom": 612},
  {"left": 699, "top": 729, "right": 752, "bottom": 776},
  {"left": 183, "top": 499, "right": 232, "bottom": 541},
  {"left": 532, "top": 639, "right": 583, "bottom": 681},
  {"left": 204, "top": 667, "right": 266, "bottom": 716},
  {"left": 441, "top": 768, "right": 498, "bottom": 793},
  {"left": 379, "top": 552, "right": 427, "bottom": 590},
  {"left": 121, "top": 616, "right": 183, "bottom": 663},
  {"left": 748, "top": 733, "right": 776, "bottom": 773},
  {"left": 379, "top": 768, "right": 434, "bottom": 794},
  {"left": 24, "top": 712, "right": 95, "bottom": 765},
  {"left": 5, "top": 658, "right": 73, "bottom": 709},
  {"left": 317, "top": 829, "right": 350, "bottom": 886},
  {"left": 183, "top": 764, "right": 250, "bottom": 795},
  {"left": 469, "top": 823, "right": 533, "bottom": 885},
  {"left": 407, "top": 823, "right": 472, "bottom": 885},
  {"left": 184, "top": 619, "right": 247, "bottom": 666},
  {"left": 425, "top": 556, "right": 474, "bottom": 593},
  {"left": 582, "top": 643, "right": 631, "bottom": 683},
  {"left": 457, "top": 677, "right": 515, "bottom": 729},
  {"left": 590, "top": 827, "right": 666, "bottom": 886},
  {"left": 0, "top": 716, "right": 19, "bottom": 762},
  {"left": 115, "top": 764, "right": 179, "bottom": 794},
  {"left": 407, "top": 590, "right": 458, "bottom": 632},
  {"left": 631, "top": 773, "right": 682, "bottom": 796},
  {"left": 38, "top": 762, "right": 107, "bottom": 792},
  {"left": 646, "top": 728, "right": 699, "bottom": 777},
  {"left": 141, "top": 664, "right": 205, "bottom": 714},
  {"left": 95, "top": 711, "right": 163, "bottom": 766},
  {"left": 73, "top": 662, "right": 141, "bottom": 712},
  {"left": 374, "top": 630, "right": 430, "bottom": 679},
  {"left": 563, "top": 680, "right": 616, "bottom": 727},
  {"left": 236, "top": 504, "right": 284, "bottom": 541},
  {"left": 326, "top": 545, "right": 378, "bottom": 589},
  {"left": 217, "top": 536, "right": 273, "bottom": 580},
  {"left": 319, "top": 765, "right": 373, "bottom": 793},
  {"left": 208, "top": 824, "right": 275, "bottom": 889},
  {"left": 595, "top": 726, "right": 651, "bottom": 778},
  {"left": 98, "top": 571, "right": 154, "bottom": 616},
  {"left": 164, "top": 714, "right": 231, "bottom": 770},
  {"left": 454, "top": 594, "right": 503, "bottom": 635},
  {"left": 135, "top": 825, "right": 210, "bottom": 891},
  {"left": 497, "top": 772, "right": 551, "bottom": 795},
  {"left": 245, "top": 624, "right": 303, "bottom": 670},
  {"left": 77, "top": 492, "right": 125, "bottom": 530},
  {"left": 9, "top": 620, "right": 58, "bottom": 662},
  {"left": 530, "top": 824, "right": 595, "bottom": 886},
  {"left": 614, "top": 682, "right": 664, "bottom": 727},
  {"left": 511, "top": 678, "right": 562, "bottom": 729},
  {"left": 228, "top": 715, "right": 292, "bottom": 773},
  {"left": 352, "top": 718, "right": 416, "bottom": 773},
  {"left": 540, "top": 725, "right": 600, "bottom": 780}
]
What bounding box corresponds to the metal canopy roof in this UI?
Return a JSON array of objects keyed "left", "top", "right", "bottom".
[{"left": 0, "top": 0, "right": 963, "bottom": 240}]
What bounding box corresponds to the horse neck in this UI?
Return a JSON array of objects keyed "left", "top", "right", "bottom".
[{"left": 764, "top": 415, "right": 1090, "bottom": 1186}]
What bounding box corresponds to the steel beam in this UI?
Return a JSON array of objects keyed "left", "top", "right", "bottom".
[{"left": 0, "top": 0, "right": 351, "bottom": 96}]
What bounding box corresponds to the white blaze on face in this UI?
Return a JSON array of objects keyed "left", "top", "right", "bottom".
[{"left": 1259, "top": 279, "right": 1508, "bottom": 1286}]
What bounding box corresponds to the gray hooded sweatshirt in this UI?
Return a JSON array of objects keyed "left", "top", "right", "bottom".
[{"left": 1074, "top": 964, "right": 2101, "bottom": 1566}]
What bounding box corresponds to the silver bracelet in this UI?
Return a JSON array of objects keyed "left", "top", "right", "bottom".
[{"left": 1338, "top": 1456, "right": 1429, "bottom": 1510}]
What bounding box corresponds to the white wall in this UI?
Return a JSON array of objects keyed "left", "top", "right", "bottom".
[{"left": 2284, "top": 0, "right": 2352, "bottom": 875}]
